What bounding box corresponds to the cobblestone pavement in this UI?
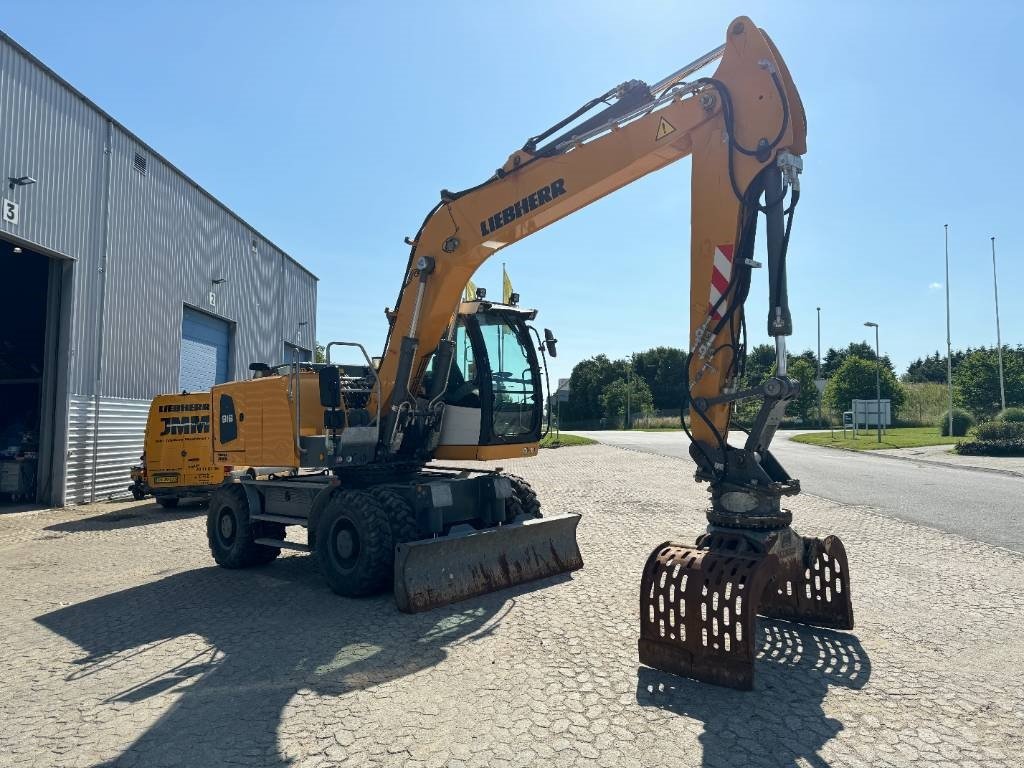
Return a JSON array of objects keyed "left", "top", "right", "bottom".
[{"left": 2, "top": 445, "right": 1022, "bottom": 768}]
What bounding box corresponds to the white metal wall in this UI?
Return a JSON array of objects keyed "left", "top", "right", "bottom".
[{"left": 65, "top": 396, "right": 150, "bottom": 504}]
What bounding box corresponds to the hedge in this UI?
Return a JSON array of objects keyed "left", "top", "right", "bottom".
[
  {"left": 954, "top": 438, "right": 1024, "bottom": 456},
  {"left": 973, "top": 421, "right": 1024, "bottom": 441}
]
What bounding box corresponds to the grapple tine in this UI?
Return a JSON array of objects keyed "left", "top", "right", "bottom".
[
  {"left": 394, "top": 514, "right": 583, "bottom": 613},
  {"left": 760, "top": 535, "right": 854, "bottom": 630},
  {"left": 639, "top": 529, "right": 854, "bottom": 690},
  {"left": 639, "top": 539, "right": 777, "bottom": 690}
]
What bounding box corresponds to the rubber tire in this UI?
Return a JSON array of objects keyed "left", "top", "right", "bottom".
[
  {"left": 157, "top": 496, "right": 180, "bottom": 509},
  {"left": 206, "top": 485, "right": 280, "bottom": 568},
  {"left": 369, "top": 487, "right": 419, "bottom": 548},
  {"left": 131, "top": 486, "right": 147, "bottom": 501},
  {"left": 316, "top": 489, "right": 393, "bottom": 597},
  {"left": 504, "top": 473, "right": 542, "bottom": 522}
]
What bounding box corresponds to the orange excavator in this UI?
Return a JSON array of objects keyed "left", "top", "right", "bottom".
[{"left": 201, "top": 16, "right": 852, "bottom": 689}]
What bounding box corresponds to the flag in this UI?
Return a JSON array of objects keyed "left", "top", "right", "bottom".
[
  {"left": 502, "top": 265, "right": 513, "bottom": 304},
  {"left": 464, "top": 279, "right": 477, "bottom": 302}
]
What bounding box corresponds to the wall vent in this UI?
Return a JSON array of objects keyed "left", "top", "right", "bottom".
[{"left": 133, "top": 152, "right": 148, "bottom": 175}]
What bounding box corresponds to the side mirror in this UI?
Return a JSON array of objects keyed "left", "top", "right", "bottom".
[
  {"left": 543, "top": 328, "right": 558, "bottom": 358},
  {"left": 319, "top": 366, "right": 342, "bottom": 408}
]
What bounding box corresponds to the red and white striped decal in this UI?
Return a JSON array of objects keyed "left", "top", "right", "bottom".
[{"left": 707, "top": 243, "right": 735, "bottom": 322}]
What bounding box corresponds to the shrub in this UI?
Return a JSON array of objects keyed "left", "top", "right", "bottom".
[
  {"left": 973, "top": 420, "right": 1024, "bottom": 441},
  {"left": 997, "top": 406, "right": 1024, "bottom": 423},
  {"left": 938, "top": 408, "right": 974, "bottom": 437},
  {"left": 954, "top": 438, "right": 1024, "bottom": 456}
]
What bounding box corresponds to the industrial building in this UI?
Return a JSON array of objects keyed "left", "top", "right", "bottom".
[{"left": 0, "top": 32, "right": 318, "bottom": 506}]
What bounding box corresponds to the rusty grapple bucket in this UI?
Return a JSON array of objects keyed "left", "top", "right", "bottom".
[
  {"left": 394, "top": 514, "right": 583, "bottom": 612},
  {"left": 639, "top": 527, "right": 853, "bottom": 690}
]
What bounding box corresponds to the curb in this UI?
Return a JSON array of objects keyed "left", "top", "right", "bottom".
[{"left": 788, "top": 440, "right": 1024, "bottom": 480}]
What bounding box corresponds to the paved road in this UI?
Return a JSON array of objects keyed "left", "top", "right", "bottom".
[{"left": 573, "top": 430, "right": 1024, "bottom": 553}]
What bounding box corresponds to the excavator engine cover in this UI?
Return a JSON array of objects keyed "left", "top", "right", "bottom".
[
  {"left": 638, "top": 528, "right": 853, "bottom": 690},
  {"left": 394, "top": 513, "right": 583, "bottom": 612}
]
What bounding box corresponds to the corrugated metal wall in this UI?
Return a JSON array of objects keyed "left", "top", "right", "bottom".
[{"left": 0, "top": 33, "right": 317, "bottom": 505}]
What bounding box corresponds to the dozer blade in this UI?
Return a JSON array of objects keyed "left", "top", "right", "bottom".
[
  {"left": 638, "top": 530, "right": 853, "bottom": 690},
  {"left": 393, "top": 514, "right": 583, "bottom": 613}
]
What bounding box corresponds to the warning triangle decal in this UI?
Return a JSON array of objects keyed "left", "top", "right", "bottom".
[{"left": 656, "top": 117, "right": 676, "bottom": 140}]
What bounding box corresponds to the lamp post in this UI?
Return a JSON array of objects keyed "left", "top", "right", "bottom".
[
  {"left": 991, "top": 236, "right": 1006, "bottom": 413},
  {"left": 944, "top": 225, "right": 954, "bottom": 437},
  {"left": 816, "top": 306, "right": 822, "bottom": 425},
  {"left": 864, "top": 322, "right": 881, "bottom": 443}
]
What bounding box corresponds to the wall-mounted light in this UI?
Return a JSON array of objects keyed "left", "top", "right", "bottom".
[
  {"left": 211, "top": 278, "right": 227, "bottom": 285},
  {"left": 12, "top": 247, "right": 23, "bottom": 254},
  {"left": 508, "top": 292, "right": 520, "bottom": 306},
  {"left": 7, "top": 176, "right": 36, "bottom": 190}
]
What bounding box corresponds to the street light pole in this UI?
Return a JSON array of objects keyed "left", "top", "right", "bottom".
[
  {"left": 865, "top": 321, "right": 881, "bottom": 443},
  {"left": 944, "top": 224, "right": 954, "bottom": 436},
  {"left": 991, "top": 236, "right": 1006, "bottom": 413},
  {"left": 816, "top": 306, "right": 822, "bottom": 425},
  {"left": 626, "top": 355, "right": 632, "bottom": 430}
]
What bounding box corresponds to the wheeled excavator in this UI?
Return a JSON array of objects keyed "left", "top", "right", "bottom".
[{"left": 201, "top": 16, "right": 853, "bottom": 690}]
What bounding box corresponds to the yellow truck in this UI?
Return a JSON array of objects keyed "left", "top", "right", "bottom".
[{"left": 131, "top": 392, "right": 231, "bottom": 508}]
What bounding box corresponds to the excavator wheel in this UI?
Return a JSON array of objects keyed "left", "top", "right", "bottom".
[
  {"left": 369, "top": 487, "right": 420, "bottom": 547},
  {"left": 316, "top": 489, "right": 394, "bottom": 597},
  {"left": 207, "top": 485, "right": 281, "bottom": 568},
  {"left": 502, "top": 473, "right": 542, "bottom": 522}
]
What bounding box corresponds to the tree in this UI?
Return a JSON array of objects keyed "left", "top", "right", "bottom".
[
  {"left": 903, "top": 350, "right": 967, "bottom": 383},
  {"left": 742, "top": 343, "right": 777, "bottom": 388},
  {"left": 563, "top": 354, "right": 630, "bottom": 421},
  {"left": 601, "top": 376, "right": 654, "bottom": 429},
  {"left": 821, "top": 342, "right": 894, "bottom": 379},
  {"left": 823, "top": 356, "right": 905, "bottom": 417},
  {"left": 631, "top": 347, "right": 687, "bottom": 412},
  {"left": 786, "top": 358, "right": 819, "bottom": 423},
  {"left": 952, "top": 347, "right": 1024, "bottom": 419},
  {"left": 315, "top": 343, "right": 326, "bottom": 364}
]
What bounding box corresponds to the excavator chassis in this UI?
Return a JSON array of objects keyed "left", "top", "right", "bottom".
[
  {"left": 214, "top": 468, "right": 582, "bottom": 613},
  {"left": 639, "top": 525, "right": 853, "bottom": 690}
]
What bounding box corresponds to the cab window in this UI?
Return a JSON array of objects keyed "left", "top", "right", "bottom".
[{"left": 476, "top": 315, "right": 538, "bottom": 438}]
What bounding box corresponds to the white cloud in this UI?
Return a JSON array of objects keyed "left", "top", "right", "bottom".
[{"left": 928, "top": 282, "right": 942, "bottom": 290}]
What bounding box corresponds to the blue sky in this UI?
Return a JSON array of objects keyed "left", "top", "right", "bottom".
[{"left": 4, "top": 1, "right": 1021, "bottom": 387}]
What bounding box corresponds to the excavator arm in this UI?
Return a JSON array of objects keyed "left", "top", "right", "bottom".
[{"left": 378, "top": 17, "right": 805, "bottom": 474}]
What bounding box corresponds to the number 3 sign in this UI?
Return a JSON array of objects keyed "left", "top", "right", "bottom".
[{"left": 2, "top": 198, "right": 19, "bottom": 225}]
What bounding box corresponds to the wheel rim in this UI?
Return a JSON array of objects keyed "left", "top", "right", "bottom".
[
  {"left": 331, "top": 518, "right": 360, "bottom": 569},
  {"left": 217, "top": 507, "right": 237, "bottom": 545}
]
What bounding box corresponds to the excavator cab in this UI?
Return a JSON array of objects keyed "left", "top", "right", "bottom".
[{"left": 435, "top": 301, "right": 544, "bottom": 461}]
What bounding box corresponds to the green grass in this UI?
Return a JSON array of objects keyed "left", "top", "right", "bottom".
[
  {"left": 540, "top": 432, "right": 596, "bottom": 448},
  {"left": 791, "top": 427, "right": 960, "bottom": 451}
]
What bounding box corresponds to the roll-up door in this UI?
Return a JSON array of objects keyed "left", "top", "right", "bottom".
[{"left": 179, "top": 307, "right": 231, "bottom": 392}]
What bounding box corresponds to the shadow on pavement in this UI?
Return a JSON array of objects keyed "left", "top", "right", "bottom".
[
  {"left": 37, "top": 556, "right": 562, "bottom": 767},
  {"left": 44, "top": 501, "right": 206, "bottom": 533},
  {"left": 637, "top": 620, "right": 870, "bottom": 768}
]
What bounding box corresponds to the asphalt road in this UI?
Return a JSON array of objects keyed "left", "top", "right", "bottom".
[{"left": 572, "top": 430, "right": 1024, "bottom": 553}]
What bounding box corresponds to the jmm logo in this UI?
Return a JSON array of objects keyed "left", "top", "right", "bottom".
[
  {"left": 160, "top": 415, "right": 211, "bottom": 436},
  {"left": 479, "top": 178, "right": 566, "bottom": 237}
]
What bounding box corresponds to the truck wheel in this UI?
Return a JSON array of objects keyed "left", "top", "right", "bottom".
[
  {"left": 369, "top": 487, "right": 419, "bottom": 547},
  {"left": 503, "top": 473, "right": 542, "bottom": 522},
  {"left": 316, "top": 490, "right": 393, "bottom": 596},
  {"left": 157, "top": 496, "right": 180, "bottom": 509},
  {"left": 206, "top": 485, "right": 280, "bottom": 568},
  {"left": 131, "top": 486, "right": 147, "bottom": 501}
]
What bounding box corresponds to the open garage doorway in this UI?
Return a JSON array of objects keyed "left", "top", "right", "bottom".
[{"left": 0, "top": 239, "right": 64, "bottom": 506}]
